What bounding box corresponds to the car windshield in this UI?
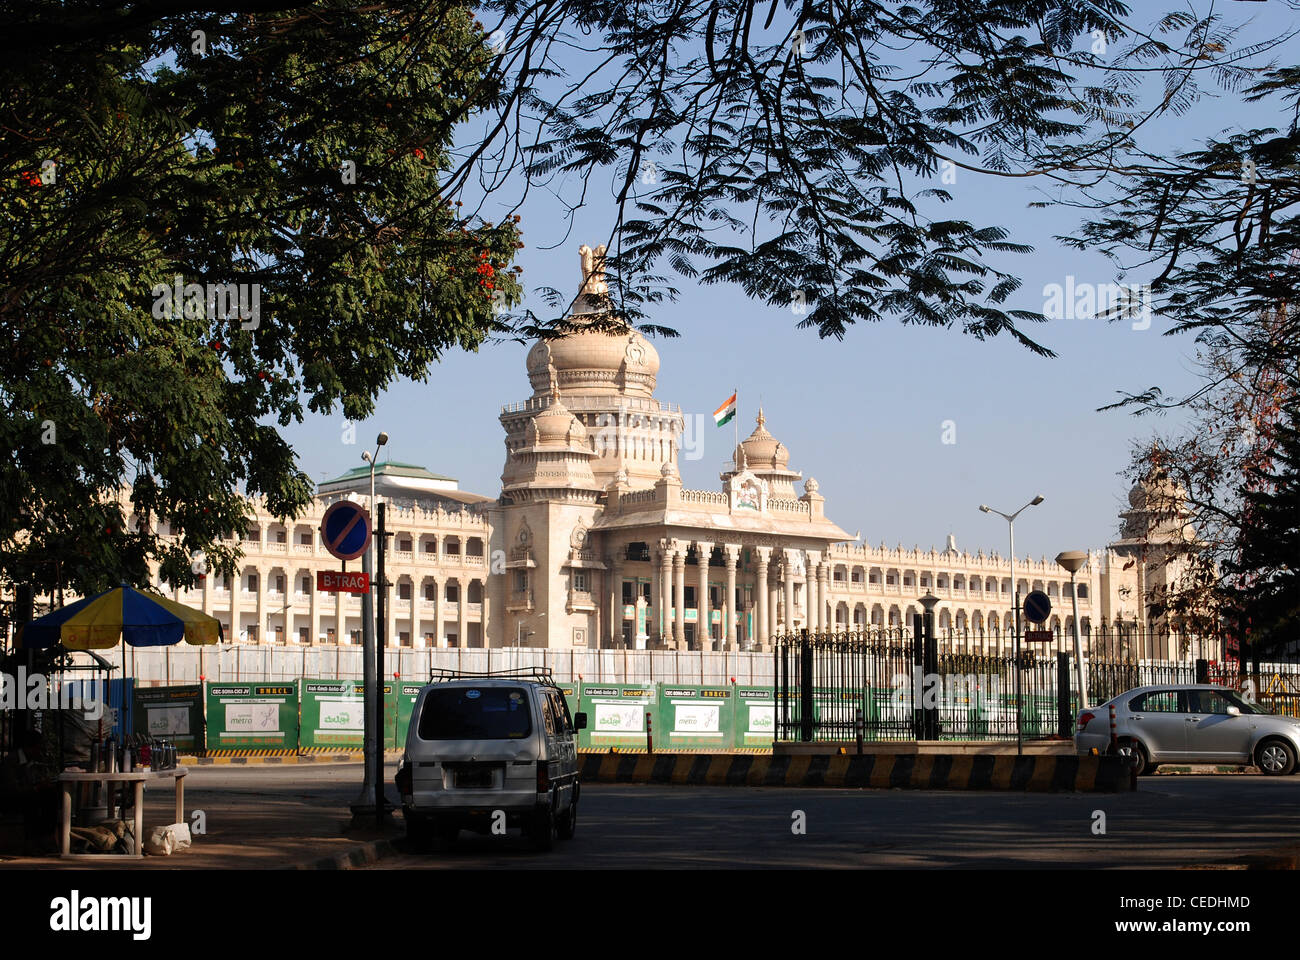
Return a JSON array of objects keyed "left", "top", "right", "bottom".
[
  {"left": 1219, "top": 690, "right": 1269, "bottom": 715},
  {"left": 417, "top": 686, "right": 533, "bottom": 740}
]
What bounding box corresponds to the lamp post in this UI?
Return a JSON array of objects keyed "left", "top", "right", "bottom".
[
  {"left": 979, "top": 495, "right": 1044, "bottom": 756},
  {"left": 350, "top": 431, "right": 387, "bottom": 817},
  {"left": 517, "top": 611, "right": 545, "bottom": 647},
  {"left": 919, "top": 591, "right": 940, "bottom": 740},
  {"left": 1055, "top": 551, "right": 1090, "bottom": 712}
]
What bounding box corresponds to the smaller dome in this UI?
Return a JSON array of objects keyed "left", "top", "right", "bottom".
[
  {"left": 804, "top": 477, "right": 820, "bottom": 495},
  {"left": 740, "top": 408, "right": 785, "bottom": 470},
  {"left": 532, "top": 397, "right": 580, "bottom": 446},
  {"left": 660, "top": 460, "right": 678, "bottom": 479}
]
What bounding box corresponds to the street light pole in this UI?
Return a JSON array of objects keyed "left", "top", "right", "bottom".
[
  {"left": 980, "top": 496, "right": 1044, "bottom": 756},
  {"left": 1056, "top": 551, "right": 1090, "bottom": 712},
  {"left": 350, "top": 430, "right": 387, "bottom": 817}
]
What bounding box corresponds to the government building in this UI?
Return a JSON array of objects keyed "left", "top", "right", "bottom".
[{"left": 145, "top": 247, "right": 1199, "bottom": 659}]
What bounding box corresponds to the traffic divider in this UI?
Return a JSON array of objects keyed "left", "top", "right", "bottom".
[{"left": 578, "top": 751, "right": 1136, "bottom": 791}]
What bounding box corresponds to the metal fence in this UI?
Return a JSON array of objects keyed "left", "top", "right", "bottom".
[
  {"left": 95, "top": 643, "right": 776, "bottom": 686},
  {"left": 773, "top": 629, "right": 1299, "bottom": 742}
]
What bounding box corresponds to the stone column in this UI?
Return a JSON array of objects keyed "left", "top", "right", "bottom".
[
  {"left": 610, "top": 546, "right": 625, "bottom": 647},
  {"left": 672, "top": 542, "right": 687, "bottom": 649},
  {"left": 783, "top": 552, "right": 797, "bottom": 634},
  {"left": 284, "top": 593, "right": 295, "bottom": 645},
  {"left": 256, "top": 566, "right": 268, "bottom": 645},
  {"left": 658, "top": 540, "right": 673, "bottom": 647},
  {"left": 821, "top": 561, "right": 832, "bottom": 629},
  {"left": 429, "top": 577, "right": 441, "bottom": 647},
  {"left": 310, "top": 574, "right": 320, "bottom": 645},
  {"left": 457, "top": 578, "right": 468, "bottom": 647},
  {"left": 755, "top": 546, "right": 772, "bottom": 649},
  {"left": 770, "top": 580, "right": 781, "bottom": 639},
  {"left": 230, "top": 570, "right": 242, "bottom": 644},
  {"left": 649, "top": 546, "right": 662, "bottom": 645},
  {"left": 806, "top": 555, "right": 821, "bottom": 631},
  {"left": 388, "top": 575, "right": 400, "bottom": 648},
  {"left": 695, "top": 541, "right": 714, "bottom": 650},
  {"left": 723, "top": 544, "right": 740, "bottom": 650}
]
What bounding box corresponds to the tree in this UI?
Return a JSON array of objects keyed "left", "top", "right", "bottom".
[
  {"left": 1225, "top": 384, "right": 1300, "bottom": 657},
  {"left": 2, "top": 1, "right": 1283, "bottom": 598},
  {"left": 1065, "top": 58, "right": 1300, "bottom": 653},
  {"left": 1, "top": 4, "right": 522, "bottom": 596}
]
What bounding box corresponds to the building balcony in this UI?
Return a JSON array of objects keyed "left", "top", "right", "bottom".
[
  {"left": 266, "top": 541, "right": 287, "bottom": 553},
  {"left": 507, "top": 590, "right": 534, "bottom": 613},
  {"left": 393, "top": 550, "right": 414, "bottom": 562},
  {"left": 294, "top": 543, "right": 314, "bottom": 555}
]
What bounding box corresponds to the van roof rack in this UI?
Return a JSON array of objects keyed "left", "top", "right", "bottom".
[{"left": 428, "top": 666, "right": 558, "bottom": 688}]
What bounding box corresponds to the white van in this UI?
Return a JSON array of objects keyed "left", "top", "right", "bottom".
[{"left": 394, "top": 668, "right": 586, "bottom": 851}]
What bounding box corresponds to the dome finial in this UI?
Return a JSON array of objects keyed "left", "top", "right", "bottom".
[
  {"left": 578, "top": 243, "right": 608, "bottom": 296},
  {"left": 756, "top": 407, "right": 765, "bottom": 429}
]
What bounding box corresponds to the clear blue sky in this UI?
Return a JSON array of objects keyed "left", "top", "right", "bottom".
[{"left": 278, "top": 6, "right": 1293, "bottom": 564}]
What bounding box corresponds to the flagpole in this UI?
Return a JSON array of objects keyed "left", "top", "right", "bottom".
[{"left": 733, "top": 385, "right": 738, "bottom": 454}]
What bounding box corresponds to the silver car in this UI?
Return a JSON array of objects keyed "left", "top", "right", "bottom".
[
  {"left": 1075, "top": 684, "right": 1300, "bottom": 775},
  {"left": 394, "top": 669, "right": 586, "bottom": 850}
]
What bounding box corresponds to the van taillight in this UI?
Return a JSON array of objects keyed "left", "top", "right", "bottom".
[
  {"left": 1077, "top": 711, "right": 1096, "bottom": 733},
  {"left": 537, "top": 761, "right": 550, "bottom": 792}
]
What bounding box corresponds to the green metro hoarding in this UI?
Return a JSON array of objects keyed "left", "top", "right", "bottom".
[
  {"left": 300, "top": 679, "right": 365, "bottom": 750},
  {"left": 204, "top": 681, "right": 299, "bottom": 753},
  {"left": 133, "top": 684, "right": 205, "bottom": 753},
  {"left": 658, "top": 685, "right": 734, "bottom": 750},
  {"left": 578, "top": 683, "right": 656, "bottom": 751}
]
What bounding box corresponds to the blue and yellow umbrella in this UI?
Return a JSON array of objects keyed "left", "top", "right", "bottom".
[{"left": 17, "top": 584, "right": 223, "bottom": 650}]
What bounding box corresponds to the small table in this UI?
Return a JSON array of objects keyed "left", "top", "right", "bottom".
[{"left": 58, "top": 768, "right": 189, "bottom": 860}]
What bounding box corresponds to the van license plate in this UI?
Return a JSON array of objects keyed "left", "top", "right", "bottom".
[{"left": 455, "top": 769, "right": 495, "bottom": 788}]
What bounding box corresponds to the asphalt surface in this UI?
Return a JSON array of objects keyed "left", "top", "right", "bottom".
[
  {"left": 374, "top": 773, "right": 1300, "bottom": 869},
  {"left": 6, "top": 764, "right": 1298, "bottom": 869}
]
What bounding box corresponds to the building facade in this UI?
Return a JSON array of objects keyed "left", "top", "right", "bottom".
[{"left": 133, "top": 246, "right": 1196, "bottom": 658}]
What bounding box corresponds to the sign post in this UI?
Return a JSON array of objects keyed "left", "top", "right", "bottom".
[{"left": 320, "top": 500, "right": 376, "bottom": 817}]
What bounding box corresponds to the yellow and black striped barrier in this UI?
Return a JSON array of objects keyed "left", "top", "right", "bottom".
[{"left": 578, "top": 752, "right": 1135, "bottom": 792}]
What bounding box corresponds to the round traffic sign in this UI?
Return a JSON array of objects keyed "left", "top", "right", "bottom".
[
  {"left": 320, "top": 500, "right": 372, "bottom": 561},
  {"left": 1023, "top": 590, "right": 1051, "bottom": 624}
]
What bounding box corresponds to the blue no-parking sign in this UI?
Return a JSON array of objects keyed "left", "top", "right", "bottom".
[
  {"left": 1023, "top": 590, "right": 1051, "bottom": 625},
  {"left": 320, "top": 500, "right": 372, "bottom": 561}
]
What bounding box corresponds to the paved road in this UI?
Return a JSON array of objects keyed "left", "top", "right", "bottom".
[
  {"left": 371, "top": 775, "right": 1300, "bottom": 869},
  {"left": 14, "top": 764, "right": 1295, "bottom": 869}
]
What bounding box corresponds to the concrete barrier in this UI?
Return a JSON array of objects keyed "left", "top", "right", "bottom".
[{"left": 579, "top": 752, "right": 1135, "bottom": 792}]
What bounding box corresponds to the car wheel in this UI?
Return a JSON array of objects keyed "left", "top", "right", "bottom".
[
  {"left": 405, "top": 814, "right": 433, "bottom": 853},
  {"left": 1255, "top": 739, "right": 1297, "bottom": 776},
  {"left": 1116, "top": 740, "right": 1149, "bottom": 776},
  {"left": 557, "top": 798, "right": 577, "bottom": 841},
  {"left": 529, "top": 803, "right": 556, "bottom": 852}
]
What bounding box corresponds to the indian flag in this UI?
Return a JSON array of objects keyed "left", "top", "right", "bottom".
[{"left": 713, "top": 392, "right": 737, "bottom": 427}]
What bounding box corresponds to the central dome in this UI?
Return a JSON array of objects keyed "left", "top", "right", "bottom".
[{"left": 525, "top": 246, "right": 660, "bottom": 399}]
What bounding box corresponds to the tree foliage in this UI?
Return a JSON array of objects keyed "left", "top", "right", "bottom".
[
  {"left": 1064, "top": 57, "right": 1300, "bottom": 654},
  {"left": 1, "top": 0, "right": 1287, "bottom": 600},
  {"left": 1, "top": 3, "right": 522, "bottom": 595}
]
